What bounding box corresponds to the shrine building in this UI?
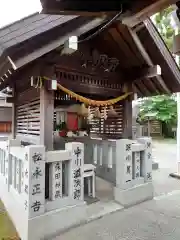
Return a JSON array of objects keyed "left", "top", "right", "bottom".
[{"left": 0, "top": 9, "right": 179, "bottom": 240}]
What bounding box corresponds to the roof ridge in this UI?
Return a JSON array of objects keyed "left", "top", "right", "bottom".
[{"left": 0, "top": 12, "right": 39, "bottom": 31}]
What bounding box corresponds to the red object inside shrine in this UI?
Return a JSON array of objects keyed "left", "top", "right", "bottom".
[{"left": 67, "top": 113, "right": 78, "bottom": 131}]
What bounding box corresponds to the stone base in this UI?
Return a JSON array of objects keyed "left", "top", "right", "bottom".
[
  {"left": 114, "top": 182, "right": 154, "bottom": 208},
  {"left": 169, "top": 173, "right": 180, "bottom": 180},
  {"left": 28, "top": 202, "right": 87, "bottom": 240},
  {"left": 152, "top": 161, "right": 159, "bottom": 170},
  {"left": 0, "top": 176, "right": 88, "bottom": 240}
]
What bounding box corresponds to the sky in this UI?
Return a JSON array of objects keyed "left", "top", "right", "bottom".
[{"left": 0, "top": 0, "right": 42, "bottom": 28}]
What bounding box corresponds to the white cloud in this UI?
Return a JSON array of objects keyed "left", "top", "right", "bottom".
[{"left": 0, "top": 0, "right": 42, "bottom": 28}]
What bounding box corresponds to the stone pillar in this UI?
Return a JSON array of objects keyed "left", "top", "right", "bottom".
[
  {"left": 23, "top": 145, "right": 45, "bottom": 218},
  {"left": 170, "top": 92, "right": 180, "bottom": 178},
  {"left": 65, "top": 142, "right": 84, "bottom": 201},
  {"left": 16, "top": 157, "right": 22, "bottom": 193},
  {"left": 114, "top": 138, "right": 153, "bottom": 207},
  {"left": 0, "top": 148, "right": 4, "bottom": 177},
  {"left": 177, "top": 92, "right": 180, "bottom": 173},
  {"left": 138, "top": 137, "right": 153, "bottom": 182},
  {"left": 5, "top": 139, "right": 21, "bottom": 189},
  {"left": 11, "top": 155, "right": 16, "bottom": 188},
  {"left": 115, "top": 139, "right": 133, "bottom": 190}
]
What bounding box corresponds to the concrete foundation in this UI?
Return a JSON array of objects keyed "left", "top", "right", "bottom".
[
  {"left": 28, "top": 202, "right": 87, "bottom": 240},
  {"left": 114, "top": 182, "right": 154, "bottom": 207}
]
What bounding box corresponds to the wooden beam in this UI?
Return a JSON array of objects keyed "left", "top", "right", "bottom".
[
  {"left": 41, "top": 0, "right": 118, "bottom": 15},
  {"left": 122, "top": 0, "right": 177, "bottom": 27},
  {"left": 11, "top": 86, "right": 16, "bottom": 139},
  {"left": 139, "top": 65, "right": 161, "bottom": 78},
  {"left": 128, "top": 27, "right": 170, "bottom": 94},
  {"left": 44, "top": 50, "right": 161, "bottom": 82},
  {"left": 127, "top": 65, "right": 161, "bottom": 82},
  {"left": 144, "top": 18, "right": 180, "bottom": 88},
  {"left": 41, "top": 0, "right": 176, "bottom": 20},
  {"left": 122, "top": 82, "right": 133, "bottom": 139},
  {"left": 57, "top": 78, "right": 122, "bottom": 97}
]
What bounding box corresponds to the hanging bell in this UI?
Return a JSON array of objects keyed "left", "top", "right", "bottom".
[
  {"left": 94, "top": 107, "right": 101, "bottom": 119},
  {"left": 108, "top": 105, "right": 117, "bottom": 117},
  {"left": 78, "top": 103, "right": 89, "bottom": 117}
]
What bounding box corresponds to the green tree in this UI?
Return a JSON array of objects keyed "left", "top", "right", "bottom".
[
  {"left": 138, "top": 95, "right": 177, "bottom": 126},
  {"left": 153, "top": 6, "right": 175, "bottom": 50}
]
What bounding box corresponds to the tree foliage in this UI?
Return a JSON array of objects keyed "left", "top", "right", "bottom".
[
  {"left": 153, "top": 6, "right": 175, "bottom": 50},
  {"left": 138, "top": 95, "right": 177, "bottom": 126}
]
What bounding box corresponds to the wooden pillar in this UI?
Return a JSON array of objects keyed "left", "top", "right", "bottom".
[
  {"left": 40, "top": 87, "right": 54, "bottom": 151},
  {"left": 122, "top": 83, "right": 133, "bottom": 139},
  {"left": 11, "top": 86, "right": 16, "bottom": 139}
]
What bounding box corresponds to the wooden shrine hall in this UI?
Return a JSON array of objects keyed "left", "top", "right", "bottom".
[
  {"left": 0, "top": 13, "right": 179, "bottom": 148},
  {"left": 0, "top": 12, "right": 180, "bottom": 240}
]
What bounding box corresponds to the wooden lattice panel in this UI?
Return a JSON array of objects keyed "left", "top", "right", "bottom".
[
  {"left": 90, "top": 103, "right": 124, "bottom": 139},
  {"left": 16, "top": 99, "right": 40, "bottom": 136}
]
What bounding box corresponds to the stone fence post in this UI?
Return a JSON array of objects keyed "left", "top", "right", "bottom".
[
  {"left": 115, "top": 139, "right": 133, "bottom": 190},
  {"left": 5, "top": 139, "right": 21, "bottom": 189},
  {"left": 137, "top": 137, "right": 153, "bottom": 182},
  {"left": 23, "top": 145, "right": 45, "bottom": 218},
  {"left": 65, "top": 142, "right": 84, "bottom": 201},
  {"left": 114, "top": 138, "right": 153, "bottom": 207}
]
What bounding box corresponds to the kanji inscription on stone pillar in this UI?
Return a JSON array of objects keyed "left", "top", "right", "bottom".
[
  {"left": 49, "top": 161, "right": 63, "bottom": 200},
  {"left": 23, "top": 146, "right": 45, "bottom": 218},
  {"left": 66, "top": 142, "right": 84, "bottom": 201}
]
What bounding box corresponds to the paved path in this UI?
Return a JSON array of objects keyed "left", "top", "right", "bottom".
[
  {"left": 55, "top": 191, "right": 180, "bottom": 240},
  {"left": 53, "top": 140, "right": 180, "bottom": 240},
  {"left": 152, "top": 141, "right": 180, "bottom": 196}
]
